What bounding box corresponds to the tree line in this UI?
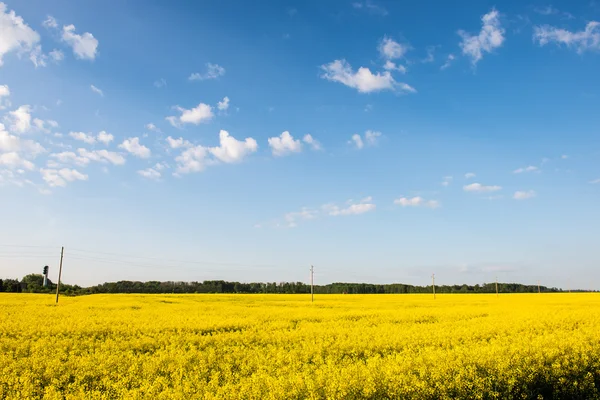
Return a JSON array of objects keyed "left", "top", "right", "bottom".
[{"left": 0, "top": 274, "right": 581, "bottom": 295}]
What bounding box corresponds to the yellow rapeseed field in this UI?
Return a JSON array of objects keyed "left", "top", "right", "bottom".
[{"left": 1, "top": 293, "right": 600, "bottom": 399}]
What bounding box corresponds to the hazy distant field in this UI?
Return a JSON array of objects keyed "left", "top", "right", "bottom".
[{"left": 2, "top": 294, "right": 600, "bottom": 399}]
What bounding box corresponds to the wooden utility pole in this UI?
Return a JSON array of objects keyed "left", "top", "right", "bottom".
[
  {"left": 310, "top": 265, "right": 314, "bottom": 303},
  {"left": 55, "top": 246, "right": 64, "bottom": 304},
  {"left": 432, "top": 273, "right": 436, "bottom": 300},
  {"left": 495, "top": 277, "right": 499, "bottom": 297}
]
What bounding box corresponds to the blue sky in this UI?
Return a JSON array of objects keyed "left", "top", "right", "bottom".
[{"left": 1, "top": 0, "right": 599, "bottom": 289}]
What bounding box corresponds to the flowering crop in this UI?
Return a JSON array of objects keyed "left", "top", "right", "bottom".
[{"left": 1, "top": 293, "right": 600, "bottom": 399}]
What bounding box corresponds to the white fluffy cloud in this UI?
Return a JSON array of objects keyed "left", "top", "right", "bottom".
[
  {"left": 463, "top": 183, "right": 502, "bottom": 192},
  {"left": 513, "top": 190, "right": 536, "bottom": 200},
  {"left": 69, "top": 131, "right": 96, "bottom": 144},
  {"left": 349, "top": 130, "right": 381, "bottom": 149},
  {"left": 383, "top": 60, "right": 407, "bottom": 74},
  {"left": 166, "top": 136, "right": 192, "bottom": 149},
  {"left": 534, "top": 21, "right": 600, "bottom": 53},
  {"left": 0, "top": 84, "right": 9, "bottom": 109},
  {"left": 268, "top": 131, "right": 302, "bottom": 156},
  {"left": 394, "top": 196, "right": 440, "bottom": 208},
  {"left": 138, "top": 166, "right": 162, "bottom": 180},
  {"left": 77, "top": 148, "right": 125, "bottom": 165},
  {"left": 302, "top": 134, "right": 322, "bottom": 151},
  {"left": 324, "top": 197, "right": 376, "bottom": 216},
  {"left": 0, "top": 3, "right": 40, "bottom": 67},
  {"left": 513, "top": 165, "right": 539, "bottom": 174},
  {"left": 320, "top": 60, "right": 415, "bottom": 93},
  {"left": 167, "top": 103, "right": 214, "bottom": 127},
  {"left": 0, "top": 152, "right": 34, "bottom": 170},
  {"left": 0, "top": 127, "right": 45, "bottom": 156},
  {"left": 61, "top": 24, "right": 99, "bottom": 60},
  {"left": 90, "top": 85, "right": 103, "bottom": 96},
  {"left": 118, "top": 137, "right": 151, "bottom": 158},
  {"left": 175, "top": 130, "right": 257, "bottom": 174},
  {"left": 379, "top": 36, "right": 409, "bottom": 59},
  {"left": 4, "top": 105, "right": 32, "bottom": 133},
  {"left": 50, "top": 151, "right": 90, "bottom": 167},
  {"left": 217, "top": 96, "right": 230, "bottom": 111},
  {"left": 42, "top": 15, "right": 58, "bottom": 29},
  {"left": 145, "top": 123, "right": 160, "bottom": 133},
  {"left": 458, "top": 9, "right": 505, "bottom": 64},
  {"left": 97, "top": 131, "right": 113, "bottom": 145},
  {"left": 188, "top": 63, "right": 226, "bottom": 81},
  {"left": 40, "top": 167, "right": 88, "bottom": 187}
]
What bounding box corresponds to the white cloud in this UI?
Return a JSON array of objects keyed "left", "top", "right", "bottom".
[
  {"left": 167, "top": 103, "right": 214, "bottom": 127},
  {"left": 209, "top": 130, "right": 258, "bottom": 163},
  {"left": 77, "top": 148, "right": 125, "bottom": 165},
  {"left": 284, "top": 207, "right": 319, "bottom": 228},
  {"left": 463, "top": 183, "right": 502, "bottom": 192},
  {"left": 534, "top": 22, "right": 600, "bottom": 53},
  {"left": 47, "top": 120, "right": 59, "bottom": 128},
  {"left": 138, "top": 167, "right": 161, "bottom": 180},
  {"left": 146, "top": 123, "right": 160, "bottom": 133},
  {"left": 0, "top": 127, "right": 45, "bottom": 156},
  {"left": 320, "top": 59, "right": 415, "bottom": 93},
  {"left": 350, "top": 130, "right": 381, "bottom": 149},
  {"left": 61, "top": 24, "right": 98, "bottom": 60},
  {"left": 5, "top": 105, "right": 32, "bottom": 133},
  {"left": 0, "top": 3, "right": 40, "bottom": 67},
  {"left": 378, "top": 36, "right": 409, "bottom": 59},
  {"left": 440, "top": 54, "right": 455, "bottom": 70},
  {"left": 42, "top": 15, "right": 58, "bottom": 29},
  {"left": 90, "top": 85, "right": 103, "bottom": 96},
  {"left": 350, "top": 133, "right": 364, "bottom": 149},
  {"left": 174, "top": 130, "right": 257, "bottom": 173},
  {"left": 166, "top": 136, "right": 192, "bottom": 149},
  {"left": 0, "top": 152, "right": 34, "bottom": 170},
  {"left": 0, "top": 84, "right": 9, "bottom": 109},
  {"left": 97, "top": 131, "right": 113, "bottom": 145},
  {"left": 352, "top": 1, "right": 388, "bottom": 16},
  {"left": 154, "top": 78, "right": 166, "bottom": 88},
  {"left": 40, "top": 167, "right": 88, "bottom": 187},
  {"left": 513, "top": 165, "right": 539, "bottom": 174},
  {"left": 394, "top": 196, "right": 440, "bottom": 208},
  {"left": 268, "top": 131, "right": 302, "bottom": 156},
  {"left": 465, "top": 172, "right": 476, "bottom": 179},
  {"left": 383, "top": 60, "right": 407, "bottom": 73},
  {"left": 188, "top": 63, "right": 226, "bottom": 81},
  {"left": 69, "top": 131, "right": 97, "bottom": 144},
  {"left": 118, "top": 137, "right": 151, "bottom": 158},
  {"left": 441, "top": 176, "right": 453, "bottom": 187},
  {"left": 324, "top": 198, "right": 376, "bottom": 216},
  {"left": 303, "top": 134, "right": 322, "bottom": 151},
  {"left": 29, "top": 45, "right": 47, "bottom": 67},
  {"left": 50, "top": 151, "right": 90, "bottom": 167},
  {"left": 217, "top": 96, "right": 230, "bottom": 111},
  {"left": 458, "top": 9, "right": 505, "bottom": 65},
  {"left": 513, "top": 190, "right": 536, "bottom": 200}
]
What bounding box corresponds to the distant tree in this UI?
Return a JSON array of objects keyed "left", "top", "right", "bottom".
[
  {"left": 21, "top": 274, "right": 45, "bottom": 293},
  {"left": 3, "top": 279, "right": 21, "bottom": 292}
]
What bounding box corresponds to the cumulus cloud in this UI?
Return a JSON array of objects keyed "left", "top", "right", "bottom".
[
  {"left": 0, "top": 3, "right": 41, "bottom": 67},
  {"left": 42, "top": 15, "right": 58, "bottom": 29},
  {"left": 378, "top": 36, "right": 409, "bottom": 59},
  {"left": 77, "top": 148, "right": 125, "bottom": 165},
  {"left": 463, "top": 183, "right": 502, "bottom": 192},
  {"left": 189, "top": 63, "right": 226, "bottom": 81},
  {"left": 513, "top": 165, "right": 539, "bottom": 174},
  {"left": 383, "top": 60, "right": 407, "bottom": 73},
  {"left": 61, "top": 24, "right": 98, "bottom": 60},
  {"left": 118, "top": 137, "right": 151, "bottom": 158},
  {"left": 4, "top": 105, "right": 32, "bottom": 133},
  {"left": 0, "top": 84, "right": 9, "bottom": 109},
  {"left": 0, "top": 152, "right": 34, "bottom": 170},
  {"left": 167, "top": 103, "right": 214, "bottom": 127},
  {"left": 97, "top": 131, "right": 113, "bottom": 145},
  {"left": 324, "top": 197, "right": 376, "bottom": 216},
  {"left": 0, "top": 127, "right": 45, "bottom": 156},
  {"left": 50, "top": 151, "right": 90, "bottom": 167},
  {"left": 217, "top": 96, "right": 230, "bottom": 111},
  {"left": 175, "top": 130, "right": 257, "bottom": 174},
  {"left": 145, "top": 123, "right": 160, "bottom": 133},
  {"left": 166, "top": 136, "right": 192, "bottom": 149},
  {"left": 69, "top": 131, "right": 96, "bottom": 144},
  {"left": 138, "top": 166, "right": 162, "bottom": 180},
  {"left": 394, "top": 196, "right": 440, "bottom": 208},
  {"left": 458, "top": 9, "right": 505, "bottom": 64},
  {"left": 303, "top": 134, "right": 322, "bottom": 151},
  {"left": 320, "top": 59, "right": 415, "bottom": 93},
  {"left": 268, "top": 131, "right": 302, "bottom": 156},
  {"left": 40, "top": 167, "right": 88, "bottom": 187},
  {"left": 534, "top": 21, "right": 600, "bottom": 53},
  {"left": 349, "top": 130, "right": 381, "bottom": 149},
  {"left": 513, "top": 190, "right": 536, "bottom": 200}
]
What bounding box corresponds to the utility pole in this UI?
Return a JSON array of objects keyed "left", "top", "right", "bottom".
[
  {"left": 432, "top": 273, "right": 436, "bottom": 300},
  {"left": 495, "top": 276, "right": 499, "bottom": 297},
  {"left": 310, "top": 265, "right": 314, "bottom": 303},
  {"left": 55, "top": 247, "right": 64, "bottom": 304}
]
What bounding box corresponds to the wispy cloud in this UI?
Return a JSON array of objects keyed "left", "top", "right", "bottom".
[{"left": 458, "top": 9, "right": 505, "bottom": 65}]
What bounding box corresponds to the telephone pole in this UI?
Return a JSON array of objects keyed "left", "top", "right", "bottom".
[
  {"left": 495, "top": 276, "right": 499, "bottom": 297},
  {"left": 432, "top": 273, "right": 436, "bottom": 300},
  {"left": 55, "top": 246, "right": 64, "bottom": 304},
  {"left": 310, "top": 265, "right": 314, "bottom": 303}
]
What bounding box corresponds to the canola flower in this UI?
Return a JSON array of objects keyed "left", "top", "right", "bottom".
[{"left": 1, "top": 293, "right": 600, "bottom": 399}]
